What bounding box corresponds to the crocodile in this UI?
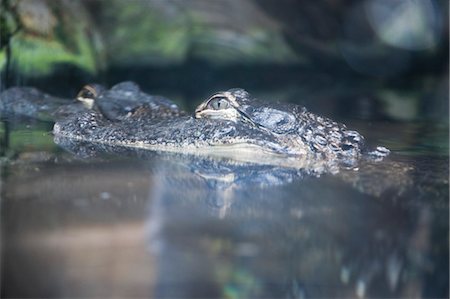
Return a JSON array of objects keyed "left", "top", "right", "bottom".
[
  {"left": 53, "top": 83, "right": 388, "bottom": 170},
  {"left": 0, "top": 82, "right": 389, "bottom": 170}
]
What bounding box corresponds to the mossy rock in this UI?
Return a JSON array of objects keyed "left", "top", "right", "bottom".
[
  {"left": 0, "top": 0, "right": 104, "bottom": 77},
  {"left": 97, "top": 0, "right": 302, "bottom": 67}
]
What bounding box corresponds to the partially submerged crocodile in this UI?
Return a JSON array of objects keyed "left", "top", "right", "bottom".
[
  {"left": 52, "top": 82, "right": 388, "bottom": 170},
  {"left": 1, "top": 82, "right": 389, "bottom": 171},
  {"left": 1, "top": 84, "right": 445, "bottom": 299}
]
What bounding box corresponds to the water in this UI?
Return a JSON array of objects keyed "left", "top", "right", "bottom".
[{"left": 1, "top": 112, "right": 448, "bottom": 299}]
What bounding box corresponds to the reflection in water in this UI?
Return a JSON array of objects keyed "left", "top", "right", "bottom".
[{"left": 1, "top": 124, "right": 448, "bottom": 298}]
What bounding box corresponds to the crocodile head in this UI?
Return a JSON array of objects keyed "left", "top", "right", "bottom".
[
  {"left": 195, "top": 89, "right": 366, "bottom": 161},
  {"left": 54, "top": 87, "right": 376, "bottom": 170}
]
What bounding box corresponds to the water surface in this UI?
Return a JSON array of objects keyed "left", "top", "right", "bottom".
[{"left": 1, "top": 111, "right": 448, "bottom": 298}]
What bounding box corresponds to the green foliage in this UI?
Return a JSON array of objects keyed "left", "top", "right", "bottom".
[
  {"left": 0, "top": 0, "right": 100, "bottom": 77},
  {"left": 103, "top": 2, "right": 189, "bottom": 66},
  {"left": 8, "top": 29, "right": 97, "bottom": 76}
]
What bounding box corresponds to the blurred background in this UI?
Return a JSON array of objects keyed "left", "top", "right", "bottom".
[
  {"left": 0, "top": 0, "right": 448, "bottom": 123},
  {"left": 1, "top": 2, "right": 449, "bottom": 298}
]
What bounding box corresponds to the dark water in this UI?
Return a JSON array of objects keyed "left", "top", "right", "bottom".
[{"left": 1, "top": 107, "right": 448, "bottom": 298}]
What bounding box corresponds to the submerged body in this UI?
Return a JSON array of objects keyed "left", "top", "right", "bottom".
[{"left": 0, "top": 86, "right": 86, "bottom": 121}]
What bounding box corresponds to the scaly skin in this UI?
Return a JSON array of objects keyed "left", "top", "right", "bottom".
[
  {"left": 76, "top": 81, "right": 183, "bottom": 121},
  {"left": 194, "top": 88, "right": 368, "bottom": 161}
]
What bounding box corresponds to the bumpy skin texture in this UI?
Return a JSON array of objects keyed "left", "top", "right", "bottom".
[
  {"left": 213, "top": 88, "right": 366, "bottom": 160},
  {"left": 91, "top": 81, "right": 183, "bottom": 121},
  {"left": 54, "top": 87, "right": 384, "bottom": 169},
  {"left": 54, "top": 113, "right": 289, "bottom": 155}
]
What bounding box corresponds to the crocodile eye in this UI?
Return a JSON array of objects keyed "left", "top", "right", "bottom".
[
  {"left": 207, "top": 97, "right": 230, "bottom": 110},
  {"left": 78, "top": 90, "right": 94, "bottom": 99},
  {"left": 77, "top": 85, "right": 98, "bottom": 100}
]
